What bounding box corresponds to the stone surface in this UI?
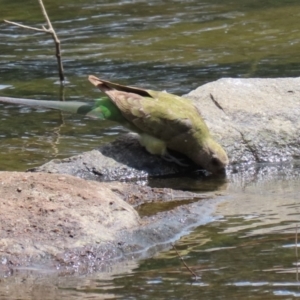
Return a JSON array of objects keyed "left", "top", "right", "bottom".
[
  {"left": 30, "top": 133, "right": 199, "bottom": 182},
  {"left": 186, "top": 77, "right": 300, "bottom": 164},
  {"left": 0, "top": 172, "right": 139, "bottom": 271}
]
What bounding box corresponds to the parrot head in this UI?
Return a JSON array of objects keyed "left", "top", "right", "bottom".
[{"left": 189, "top": 138, "right": 229, "bottom": 174}]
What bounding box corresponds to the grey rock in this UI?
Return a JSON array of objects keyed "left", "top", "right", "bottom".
[
  {"left": 186, "top": 77, "right": 300, "bottom": 164},
  {"left": 30, "top": 133, "right": 198, "bottom": 181}
]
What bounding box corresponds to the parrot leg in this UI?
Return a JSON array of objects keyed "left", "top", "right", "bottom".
[
  {"left": 162, "top": 151, "right": 190, "bottom": 167},
  {"left": 138, "top": 133, "right": 189, "bottom": 166}
]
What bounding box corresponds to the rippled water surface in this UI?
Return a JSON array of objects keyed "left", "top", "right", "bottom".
[
  {"left": 1, "top": 0, "right": 300, "bottom": 299},
  {"left": 1, "top": 0, "right": 300, "bottom": 170},
  {"left": 1, "top": 163, "right": 300, "bottom": 299}
]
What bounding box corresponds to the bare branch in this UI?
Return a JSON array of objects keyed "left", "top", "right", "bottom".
[
  {"left": 4, "top": 0, "right": 65, "bottom": 83},
  {"left": 38, "top": 0, "right": 52, "bottom": 29},
  {"left": 4, "top": 20, "right": 48, "bottom": 33}
]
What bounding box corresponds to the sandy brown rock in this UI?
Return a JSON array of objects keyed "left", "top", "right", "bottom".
[{"left": 0, "top": 172, "right": 139, "bottom": 269}]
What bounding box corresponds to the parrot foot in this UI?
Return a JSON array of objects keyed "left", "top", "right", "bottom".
[{"left": 162, "top": 151, "right": 190, "bottom": 167}]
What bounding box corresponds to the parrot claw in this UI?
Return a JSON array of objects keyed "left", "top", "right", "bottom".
[{"left": 162, "top": 151, "right": 190, "bottom": 167}]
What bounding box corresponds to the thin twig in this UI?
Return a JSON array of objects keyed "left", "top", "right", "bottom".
[
  {"left": 37, "top": 0, "right": 64, "bottom": 83},
  {"left": 296, "top": 224, "right": 299, "bottom": 282},
  {"left": 3, "top": 20, "right": 47, "bottom": 33},
  {"left": 4, "top": 0, "right": 65, "bottom": 83},
  {"left": 172, "top": 244, "right": 200, "bottom": 280}
]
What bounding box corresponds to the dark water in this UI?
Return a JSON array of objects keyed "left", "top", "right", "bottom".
[{"left": 1, "top": 0, "right": 300, "bottom": 299}]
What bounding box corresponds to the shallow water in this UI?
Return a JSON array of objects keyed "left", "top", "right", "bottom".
[
  {"left": 0, "top": 163, "right": 300, "bottom": 299},
  {"left": 1, "top": 0, "right": 300, "bottom": 299}
]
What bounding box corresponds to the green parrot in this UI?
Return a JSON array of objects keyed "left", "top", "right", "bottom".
[{"left": 0, "top": 76, "right": 229, "bottom": 173}]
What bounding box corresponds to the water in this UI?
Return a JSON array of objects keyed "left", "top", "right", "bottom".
[
  {"left": 1, "top": 0, "right": 300, "bottom": 170},
  {"left": 1, "top": 166, "right": 300, "bottom": 299},
  {"left": 1, "top": 0, "right": 300, "bottom": 298}
]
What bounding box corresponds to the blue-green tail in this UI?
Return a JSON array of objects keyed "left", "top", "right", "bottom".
[{"left": 0, "top": 96, "right": 125, "bottom": 123}]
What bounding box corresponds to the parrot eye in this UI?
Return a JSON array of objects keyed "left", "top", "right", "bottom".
[{"left": 211, "top": 157, "right": 221, "bottom": 167}]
